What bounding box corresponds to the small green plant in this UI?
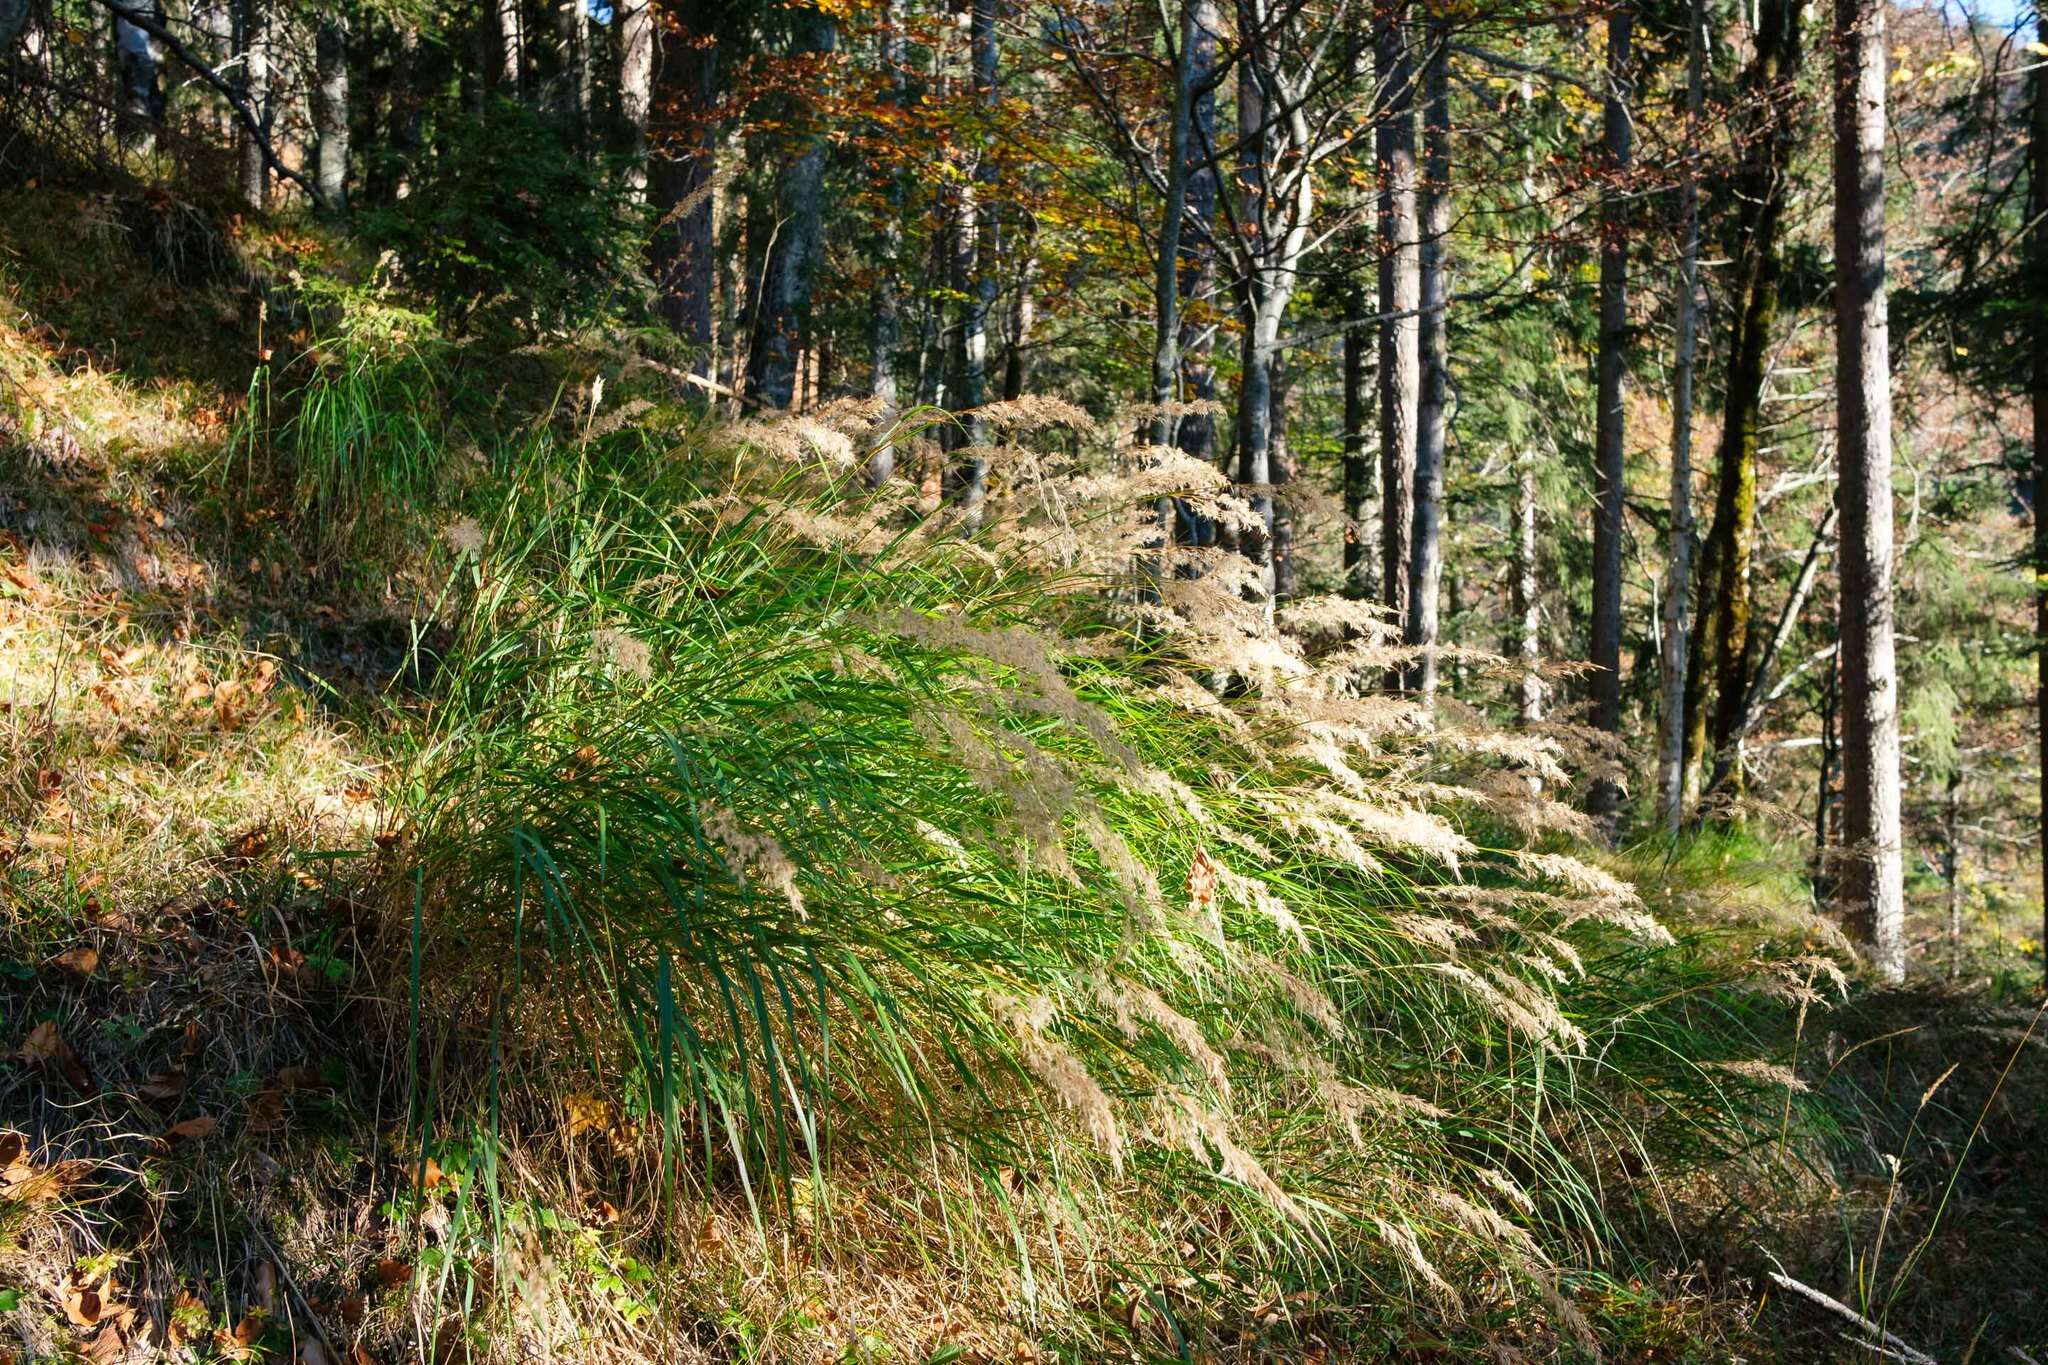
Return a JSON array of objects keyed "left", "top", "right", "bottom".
[
  {"left": 276, "top": 284, "right": 447, "bottom": 536},
  {"left": 365, "top": 98, "right": 647, "bottom": 338}
]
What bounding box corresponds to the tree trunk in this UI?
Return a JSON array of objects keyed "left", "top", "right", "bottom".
[
  {"left": 497, "top": 0, "right": 523, "bottom": 92},
  {"left": 1514, "top": 445, "right": 1544, "bottom": 729},
  {"left": 1376, "top": 1, "right": 1419, "bottom": 642},
  {"left": 944, "top": 0, "right": 998, "bottom": 508},
  {"left": 1004, "top": 240, "right": 1036, "bottom": 400},
  {"left": 1177, "top": 0, "right": 1221, "bottom": 462},
  {"left": 1342, "top": 318, "right": 1377, "bottom": 600},
  {"left": 2032, "top": 0, "right": 2048, "bottom": 987},
  {"left": 1150, "top": 0, "right": 1199, "bottom": 447},
  {"left": 1835, "top": 0, "right": 1903, "bottom": 982},
  {"left": 870, "top": 0, "right": 908, "bottom": 415},
  {"left": 619, "top": 0, "right": 654, "bottom": 194},
  {"left": 1814, "top": 639, "right": 1841, "bottom": 903},
  {"left": 746, "top": 5, "right": 837, "bottom": 410},
  {"left": 554, "top": 0, "right": 586, "bottom": 129},
  {"left": 1233, "top": 55, "right": 1278, "bottom": 599},
  {"left": 1657, "top": 0, "right": 1704, "bottom": 834},
  {"left": 233, "top": 0, "right": 266, "bottom": 209},
  {"left": 1406, "top": 17, "right": 1449, "bottom": 697},
  {"left": 112, "top": 0, "right": 163, "bottom": 138},
  {"left": 1270, "top": 353, "right": 1295, "bottom": 602},
  {"left": 650, "top": 0, "right": 718, "bottom": 375},
  {"left": 1944, "top": 768, "right": 1963, "bottom": 979},
  {"left": 1696, "top": 0, "right": 1805, "bottom": 810},
  {"left": 1589, "top": 0, "right": 1633, "bottom": 806},
  {"left": 311, "top": 15, "right": 348, "bottom": 212},
  {"left": 717, "top": 179, "right": 742, "bottom": 410}
]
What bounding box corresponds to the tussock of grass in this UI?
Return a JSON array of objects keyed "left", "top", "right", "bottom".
[{"left": 379, "top": 409, "right": 1819, "bottom": 1360}]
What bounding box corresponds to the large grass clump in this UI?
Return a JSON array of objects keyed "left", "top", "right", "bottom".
[{"left": 390, "top": 404, "right": 1817, "bottom": 1358}]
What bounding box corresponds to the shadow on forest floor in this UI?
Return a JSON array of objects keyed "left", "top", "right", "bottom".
[{"left": 1, "top": 181, "right": 440, "bottom": 1363}]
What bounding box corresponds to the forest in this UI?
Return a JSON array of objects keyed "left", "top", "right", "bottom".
[{"left": 0, "top": 0, "right": 2045, "bottom": 1358}]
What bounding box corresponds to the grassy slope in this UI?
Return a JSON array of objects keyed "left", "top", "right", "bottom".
[{"left": 0, "top": 182, "right": 2042, "bottom": 1365}]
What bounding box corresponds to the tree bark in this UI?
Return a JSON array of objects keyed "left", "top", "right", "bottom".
[
  {"left": 112, "top": 0, "right": 163, "bottom": 135},
  {"left": 870, "top": 0, "right": 908, "bottom": 415},
  {"left": 1342, "top": 317, "right": 1377, "bottom": 600},
  {"left": 554, "top": 0, "right": 587, "bottom": 129},
  {"left": 1814, "top": 639, "right": 1841, "bottom": 903},
  {"left": 311, "top": 15, "right": 348, "bottom": 212},
  {"left": 1177, "top": 0, "right": 1221, "bottom": 462},
  {"left": 233, "top": 0, "right": 266, "bottom": 209},
  {"left": 1270, "top": 355, "right": 1296, "bottom": 602},
  {"left": 650, "top": 0, "right": 718, "bottom": 375},
  {"left": 746, "top": 5, "right": 837, "bottom": 410},
  {"left": 1150, "top": 0, "right": 1200, "bottom": 448},
  {"left": 1376, "top": 0, "right": 1419, "bottom": 639},
  {"left": 2032, "top": 0, "right": 2048, "bottom": 987},
  {"left": 1657, "top": 0, "right": 1704, "bottom": 834},
  {"left": 1834, "top": 0, "right": 1903, "bottom": 981},
  {"left": 1695, "top": 0, "right": 1805, "bottom": 810},
  {"left": 1944, "top": 768, "right": 1963, "bottom": 979},
  {"left": 1406, "top": 16, "right": 1449, "bottom": 696},
  {"left": 1589, "top": 0, "right": 1633, "bottom": 806},
  {"left": 1235, "top": 50, "right": 1275, "bottom": 595},
  {"left": 619, "top": 0, "right": 654, "bottom": 194},
  {"left": 497, "top": 0, "right": 523, "bottom": 92},
  {"left": 1004, "top": 235, "right": 1036, "bottom": 400},
  {"left": 944, "top": 0, "right": 998, "bottom": 508},
  {"left": 1514, "top": 445, "right": 1544, "bottom": 729}
]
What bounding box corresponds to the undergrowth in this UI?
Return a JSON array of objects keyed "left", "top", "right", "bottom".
[
  {"left": 0, "top": 183, "right": 2042, "bottom": 1364},
  {"left": 377, "top": 402, "right": 1855, "bottom": 1360}
]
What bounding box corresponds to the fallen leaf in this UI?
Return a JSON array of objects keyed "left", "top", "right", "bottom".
[
  {"left": 335, "top": 1294, "right": 365, "bottom": 1326},
  {"left": 348, "top": 1345, "right": 380, "bottom": 1365},
  {"left": 431, "top": 1318, "right": 471, "bottom": 1365},
  {"left": 247, "top": 1085, "right": 285, "bottom": 1134},
  {"left": 137, "top": 1070, "right": 187, "bottom": 1105},
  {"left": 563, "top": 1093, "right": 615, "bottom": 1138},
  {"left": 0, "top": 1134, "right": 89, "bottom": 1205},
  {"left": 52, "top": 945, "right": 98, "bottom": 976},
  {"left": 59, "top": 1266, "right": 129, "bottom": 1332},
  {"left": 213, "top": 679, "right": 244, "bottom": 729},
  {"left": 250, "top": 1260, "right": 277, "bottom": 1315},
  {"left": 584, "top": 1195, "right": 621, "bottom": 1225},
  {"left": 83, "top": 1319, "right": 134, "bottom": 1364},
  {"left": 230, "top": 1311, "right": 266, "bottom": 1346},
  {"left": 272, "top": 1066, "right": 327, "bottom": 1092},
  {"left": 16, "top": 1020, "right": 93, "bottom": 1094},
  {"left": 370, "top": 1258, "right": 410, "bottom": 1289},
  {"left": 415, "top": 1156, "right": 447, "bottom": 1190},
  {"left": 161, "top": 1116, "right": 217, "bottom": 1145}
]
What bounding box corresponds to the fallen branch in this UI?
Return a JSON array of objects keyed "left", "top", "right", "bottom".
[{"left": 1765, "top": 1271, "right": 1936, "bottom": 1365}]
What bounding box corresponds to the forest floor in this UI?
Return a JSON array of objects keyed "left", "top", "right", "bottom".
[{"left": 1, "top": 181, "right": 2045, "bottom": 1364}]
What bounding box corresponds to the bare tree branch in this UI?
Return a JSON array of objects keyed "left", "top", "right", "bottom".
[{"left": 91, "top": 0, "right": 331, "bottom": 212}]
